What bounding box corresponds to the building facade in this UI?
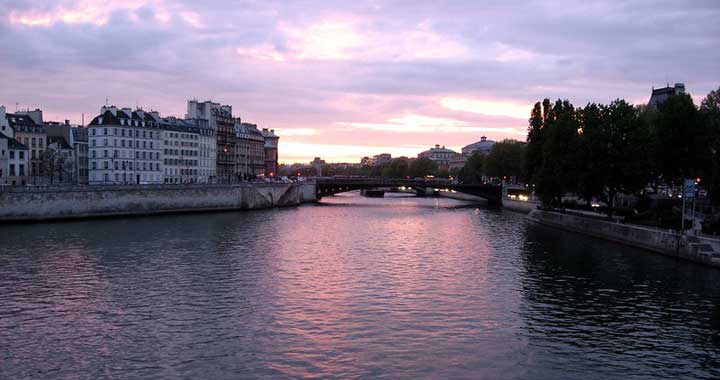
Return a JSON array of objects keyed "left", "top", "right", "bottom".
[
  {"left": 88, "top": 107, "right": 163, "bottom": 185},
  {"left": 186, "top": 100, "right": 218, "bottom": 183},
  {"left": 71, "top": 127, "right": 89, "bottom": 184},
  {"left": 648, "top": 82, "right": 686, "bottom": 110},
  {"left": 47, "top": 136, "right": 75, "bottom": 184},
  {"left": 418, "top": 145, "right": 463, "bottom": 168},
  {"left": 4, "top": 138, "right": 29, "bottom": 185},
  {"left": 161, "top": 117, "right": 200, "bottom": 184},
  {"left": 462, "top": 136, "right": 495, "bottom": 156},
  {"left": 7, "top": 113, "right": 47, "bottom": 184},
  {"left": 261, "top": 128, "right": 279, "bottom": 177},
  {"left": 235, "top": 122, "right": 265, "bottom": 180}
]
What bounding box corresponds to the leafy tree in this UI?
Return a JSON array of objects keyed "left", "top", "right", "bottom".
[
  {"left": 700, "top": 86, "right": 720, "bottom": 204},
  {"left": 574, "top": 103, "right": 606, "bottom": 204},
  {"left": 436, "top": 168, "right": 450, "bottom": 178},
  {"left": 598, "top": 100, "right": 654, "bottom": 215},
  {"left": 535, "top": 99, "right": 579, "bottom": 206},
  {"left": 485, "top": 139, "right": 526, "bottom": 182},
  {"left": 654, "top": 93, "right": 705, "bottom": 182},
  {"left": 381, "top": 157, "right": 409, "bottom": 178},
  {"left": 408, "top": 157, "right": 438, "bottom": 178},
  {"left": 526, "top": 101, "right": 545, "bottom": 183},
  {"left": 458, "top": 152, "right": 485, "bottom": 184}
]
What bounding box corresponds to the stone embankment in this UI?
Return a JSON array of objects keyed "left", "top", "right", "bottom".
[
  {"left": 528, "top": 209, "right": 720, "bottom": 268},
  {"left": 0, "top": 182, "right": 317, "bottom": 222}
]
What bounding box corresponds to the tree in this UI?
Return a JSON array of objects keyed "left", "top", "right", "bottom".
[
  {"left": 574, "top": 103, "right": 606, "bottom": 205},
  {"left": 381, "top": 157, "right": 409, "bottom": 178},
  {"left": 654, "top": 93, "right": 705, "bottom": 183},
  {"left": 598, "top": 100, "right": 653, "bottom": 215},
  {"left": 408, "top": 158, "right": 438, "bottom": 178},
  {"left": 700, "top": 86, "right": 720, "bottom": 204},
  {"left": 458, "top": 152, "right": 485, "bottom": 184},
  {"left": 485, "top": 139, "right": 526, "bottom": 182},
  {"left": 525, "top": 101, "right": 545, "bottom": 183},
  {"left": 535, "top": 99, "right": 579, "bottom": 206}
]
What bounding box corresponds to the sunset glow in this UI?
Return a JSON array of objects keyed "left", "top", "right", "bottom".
[{"left": 1, "top": 1, "right": 717, "bottom": 163}]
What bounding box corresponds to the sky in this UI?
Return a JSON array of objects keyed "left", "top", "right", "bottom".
[{"left": 1, "top": 0, "right": 718, "bottom": 163}]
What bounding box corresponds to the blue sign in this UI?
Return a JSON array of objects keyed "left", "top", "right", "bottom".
[{"left": 684, "top": 179, "right": 696, "bottom": 198}]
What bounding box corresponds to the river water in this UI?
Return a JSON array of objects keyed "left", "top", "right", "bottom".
[{"left": 1, "top": 193, "right": 719, "bottom": 379}]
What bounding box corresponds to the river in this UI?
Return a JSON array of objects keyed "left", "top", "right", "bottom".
[{"left": 1, "top": 192, "right": 719, "bottom": 379}]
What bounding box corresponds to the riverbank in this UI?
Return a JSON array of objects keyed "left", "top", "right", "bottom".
[
  {"left": 528, "top": 209, "right": 720, "bottom": 268},
  {"left": 0, "top": 182, "right": 317, "bottom": 223}
]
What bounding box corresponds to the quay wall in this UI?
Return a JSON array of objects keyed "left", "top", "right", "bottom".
[
  {"left": 528, "top": 209, "right": 720, "bottom": 268},
  {"left": 0, "top": 182, "right": 317, "bottom": 222}
]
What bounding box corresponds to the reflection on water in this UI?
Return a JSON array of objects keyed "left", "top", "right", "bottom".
[{"left": 0, "top": 192, "right": 718, "bottom": 379}]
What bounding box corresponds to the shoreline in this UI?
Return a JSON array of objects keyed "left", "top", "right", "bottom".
[{"left": 0, "top": 182, "right": 317, "bottom": 223}]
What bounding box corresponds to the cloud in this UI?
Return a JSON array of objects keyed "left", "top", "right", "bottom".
[{"left": 1, "top": 0, "right": 718, "bottom": 164}]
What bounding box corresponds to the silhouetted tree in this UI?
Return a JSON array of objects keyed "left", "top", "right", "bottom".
[
  {"left": 408, "top": 158, "right": 438, "bottom": 178},
  {"left": 485, "top": 139, "right": 526, "bottom": 182},
  {"left": 458, "top": 152, "right": 485, "bottom": 184},
  {"left": 654, "top": 93, "right": 705, "bottom": 183},
  {"left": 381, "top": 157, "right": 409, "bottom": 178},
  {"left": 700, "top": 86, "right": 720, "bottom": 204}
]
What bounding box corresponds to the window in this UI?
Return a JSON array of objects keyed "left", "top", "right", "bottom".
[
  {"left": 9, "top": 164, "right": 15, "bottom": 176},
  {"left": 19, "top": 165, "right": 25, "bottom": 176},
  {"left": 92, "top": 128, "right": 96, "bottom": 136},
  {"left": 104, "top": 173, "right": 109, "bottom": 182},
  {"left": 31, "top": 150, "right": 36, "bottom": 159},
  {"left": 115, "top": 173, "right": 119, "bottom": 181},
  {"left": 9, "top": 151, "right": 14, "bottom": 159},
  {"left": 104, "top": 139, "right": 108, "bottom": 146},
  {"left": 92, "top": 151, "right": 96, "bottom": 158},
  {"left": 150, "top": 142, "right": 153, "bottom": 149},
  {"left": 31, "top": 138, "right": 36, "bottom": 147},
  {"left": 103, "top": 161, "right": 108, "bottom": 169},
  {"left": 19, "top": 151, "right": 24, "bottom": 159},
  {"left": 104, "top": 128, "right": 108, "bottom": 135},
  {"left": 92, "top": 162, "right": 96, "bottom": 169},
  {"left": 122, "top": 129, "right": 126, "bottom": 137}
]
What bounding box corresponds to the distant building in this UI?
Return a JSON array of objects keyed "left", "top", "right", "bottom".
[
  {"left": 261, "top": 128, "right": 279, "bottom": 177},
  {"left": 648, "top": 83, "right": 686, "bottom": 110},
  {"left": 418, "top": 145, "right": 463, "bottom": 169},
  {"left": 47, "top": 135, "right": 75, "bottom": 184},
  {"left": 311, "top": 157, "right": 326, "bottom": 176},
  {"left": 1, "top": 135, "right": 29, "bottom": 185},
  {"left": 6, "top": 112, "right": 46, "bottom": 184},
  {"left": 71, "top": 127, "right": 89, "bottom": 184},
  {"left": 235, "top": 122, "right": 266, "bottom": 180},
  {"left": 0, "top": 106, "right": 12, "bottom": 138},
  {"left": 374, "top": 153, "right": 392, "bottom": 166},
  {"left": 462, "top": 136, "right": 495, "bottom": 156},
  {"left": 186, "top": 100, "right": 218, "bottom": 183},
  {"left": 160, "top": 116, "right": 200, "bottom": 184},
  {"left": 87, "top": 106, "right": 164, "bottom": 185}
]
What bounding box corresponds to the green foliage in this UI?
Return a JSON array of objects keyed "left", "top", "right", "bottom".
[
  {"left": 381, "top": 157, "right": 409, "bottom": 178},
  {"left": 654, "top": 93, "right": 706, "bottom": 182},
  {"left": 485, "top": 139, "right": 526, "bottom": 181},
  {"left": 458, "top": 152, "right": 485, "bottom": 184},
  {"left": 408, "top": 158, "right": 438, "bottom": 178},
  {"left": 700, "top": 87, "right": 720, "bottom": 204}
]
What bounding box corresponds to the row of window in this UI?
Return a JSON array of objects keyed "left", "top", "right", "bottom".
[
  {"left": 91, "top": 139, "right": 156, "bottom": 149},
  {"left": 91, "top": 161, "right": 161, "bottom": 172},
  {"left": 165, "top": 132, "right": 199, "bottom": 140},
  {"left": 164, "top": 140, "right": 199, "bottom": 147},
  {"left": 92, "top": 127, "right": 159, "bottom": 139},
  {"left": 163, "top": 149, "right": 198, "bottom": 156},
  {"left": 91, "top": 150, "right": 160, "bottom": 160},
  {"left": 163, "top": 159, "right": 198, "bottom": 166}
]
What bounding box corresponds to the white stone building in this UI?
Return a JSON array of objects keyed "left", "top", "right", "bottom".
[
  {"left": 88, "top": 106, "right": 163, "bottom": 185},
  {"left": 186, "top": 100, "right": 218, "bottom": 183},
  {"left": 160, "top": 117, "right": 201, "bottom": 184}
]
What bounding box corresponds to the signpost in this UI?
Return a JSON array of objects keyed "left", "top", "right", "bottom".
[{"left": 681, "top": 179, "right": 696, "bottom": 235}]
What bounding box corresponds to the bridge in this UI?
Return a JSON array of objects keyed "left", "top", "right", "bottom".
[{"left": 314, "top": 177, "right": 503, "bottom": 206}]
